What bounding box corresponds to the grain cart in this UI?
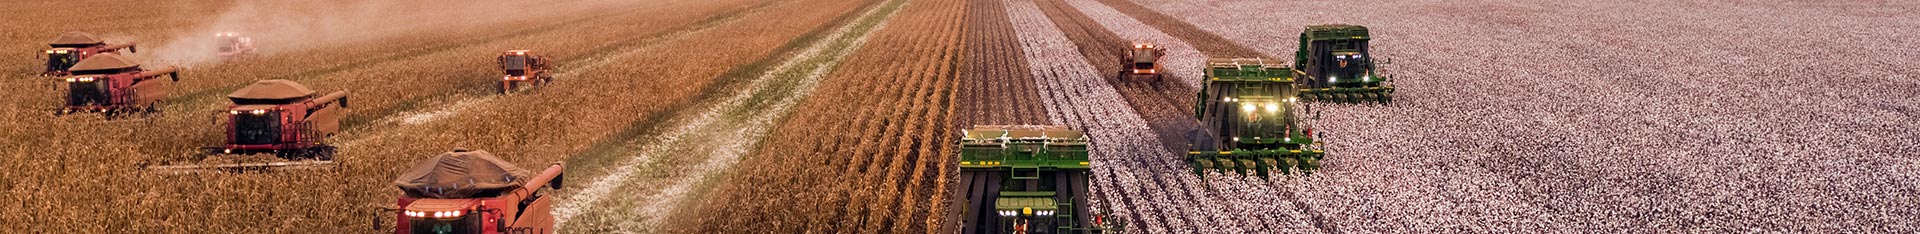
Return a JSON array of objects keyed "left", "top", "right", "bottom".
[
  {"left": 1188, "top": 58, "right": 1323, "bottom": 179},
  {"left": 203, "top": 80, "right": 348, "bottom": 161},
  {"left": 951, "top": 125, "right": 1124, "bottom": 234},
  {"left": 215, "top": 32, "right": 257, "bottom": 58},
  {"left": 390, "top": 148, "right": 562, "bottom": 234},
  {"left": 497, "top": 50, "right": 553, "bottom": 93},
  {"left": 1117, "top": 42, "right": 1166, "bottom": 82},
  {"left": 53, "top": 54, "right": 179, "bottom": 117},
  {"left": 1293, "top": 24, "right": 1394, "bottom": 104},
  {"left": 41, "top": 32, "right": 137, "bottom": 76}
]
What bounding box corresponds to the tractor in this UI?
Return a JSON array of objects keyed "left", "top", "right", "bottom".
[
  {"left": 41, "top": 32, "right": 136, "bottom": 76},
  {"left": 951, "top": 125, "right": 1125, "bottom": 234},
  {"left": 1188, "top": 58, "right": 1324, "bottom": 179},
  {"left": 1293, "top": 24, "right": 1394, "bottom": 104},
  {"left": 203, "top": 80, "right": 348, "bottom": 161},
  {"left": 53, "top": 54, "right": 179, "bottom": 117},
  {"left": 1117, "top": 42, "right": 1166, "bottom": 82},
  {"left": 215, "top": 32, "right": 257, "bottom": 58},
  {"left": 497, "top": 50, "right": 553, "bottom": 93},
  {"left": 390, "top": 148, "right": 562, "bottom": 234}
]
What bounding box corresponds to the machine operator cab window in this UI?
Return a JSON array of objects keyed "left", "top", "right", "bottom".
[
  {"left": 500, "top": 50, "right": 533, "bottom": 77},
  {"left": 1129, "top": 43, "right": 1159, "bottom": 74},
  {"left": 402, "top": 199, "right": 484, "bottom": 234},
  {"left": 229, "top": 105, "right": 285, "bottom": 145},
  {"left": 44, "top": 48, "right": 78, "bottom": 71}
]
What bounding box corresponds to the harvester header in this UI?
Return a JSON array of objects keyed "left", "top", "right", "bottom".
[
  {"left": 1190, "top": 58, "right": 1323, "bottom": 179},
  {"left": 1293, "top": 24, "right": 1394, "bottom": 104}
]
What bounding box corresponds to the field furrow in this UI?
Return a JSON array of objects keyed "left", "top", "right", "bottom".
[{"left": 664, "top": 0, "right": 969, "bottom": 232}]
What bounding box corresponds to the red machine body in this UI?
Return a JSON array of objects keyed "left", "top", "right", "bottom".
[
  {"left": 56, "top": 66, "right": 179, "bottom": 115},
  {"left": 1118, "top": 42, "right": 1166, "bottom": 82},
  {"left": 394, "top": 163, "right": 563, "bottom": 234},
  {"left": 215, "top": 32, "right": 257, "bottom": 58},
  {"left": 497, "top": 50, "right": 553, "bottom": 93},
  {"left": 43, "top": 43, "right": 136, "bottom": 76},
  {"left": 206, "top": 80, "right": 348, "bottom": 159}
]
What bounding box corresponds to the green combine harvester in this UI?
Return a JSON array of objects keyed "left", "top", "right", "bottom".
[
  {"left": 951, "top": 125, "right": 1124, "bottom": 234},
  {"left": 1293, "top": 24, "right": 1395, "bottom": 104},
  {"left": 1188, "top": 58, "right": 1324, "bottom": 179}
]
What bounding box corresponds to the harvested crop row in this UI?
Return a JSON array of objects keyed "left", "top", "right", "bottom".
[
  {"left": 1005, "top": 0, "right": 1331, "bottom": 232},
  {"left": 537, "top": 0, "right": 900, "bottom": 231},
  {"left": 340, "top": 0, "right": 878, "bottom": 231},
  {"left": 665, "top": 0, "right": 968, "bottom": 232},
  {"left": 1137, "top": 0, "right": 1920, "bottom": 232},
  {"left": 1057, "top": 0, "right": 1339, "bottom": 232},
  {"left": 956, "top": 0, "right": 1049, "bottom": 127}
]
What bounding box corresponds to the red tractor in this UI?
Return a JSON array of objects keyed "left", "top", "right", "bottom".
[
  {"left": 391, "top": 149, "right": 562, "bottom": 234},
  {"left": 215, "top": 32, "right": 257, "bottom": 58},
  {"left": 497, "top": 50, "right": 553, "bottom": 93},
  {"left": 1118, "top": 41, "right": 1166, "bottom": 82},
  {"left": 204, "top": 80, "right": 348, "bottom": 160},
  {"left": 42, "top": 32, "right": 137, "bottom": 76},
  {"left": 53, "top": 54, "right": 180, "bottom": 117}
]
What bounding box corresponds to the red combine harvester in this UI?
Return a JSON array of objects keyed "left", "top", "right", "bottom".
[
  {"left": 215, "top": 32, "right": 257, "bottom": 58},
  {"left": 390, "top": 148, "right": 562, "bottom": 234},
  {"left": 203, "top": 79, "right": 348, "bottom": 160},
  {"left": 42, "top": 32, "right": 137, "bottom": 76},
  {"left": 1118, "top": 41, "right": 1166, "bottom": 82},
  {"left": 53, "top": 54, "right": 180, "bottom": 117},
  {"left": 497, "top": 50, "right": 553, "bottom": 93}
]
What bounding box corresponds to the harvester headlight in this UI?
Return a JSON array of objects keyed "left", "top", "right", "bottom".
[
  {"left": 77, "top": 77, "right": 96, "bottom": 82},
  {"left": 998, "top": 210, "right": 1015, "bottom": 217},
  {"left": 228, "top": 110, "right": 241, "bottom": 115},
  {"left": 1241, "top": 104, "right": 1255, "bottom": 112},
  {"left": 1288, "top": 97, "right": 1298, "bottom": 103},
  {"left": 1329, "top": 76, "right": 1336, "bottom": 83},
  {"left": 1264, "top": 103, "right": 1280, "bottom": 112},
  {"left": 249, "top": 109, "right": 267, "bottom": 115}
]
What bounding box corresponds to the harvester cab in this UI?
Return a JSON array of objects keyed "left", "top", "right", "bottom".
[
  {"left": 390, "top": 149, "right": 562, "bottom": 234},
  {"left": 53, "top": 54, "right": 180, "bottom": 117},
  {"left": 1189, "top": 58, "right": 1323, "bottom": 179},
  {"left": 215, "top": 32, "right": 257, "bottom": 58},
  {"left": 42, "top": 31, "right": 136, "bottom": 76},
  {"left": 1119, "top": 42, "right": 1166, "bottom": 82},
  {"left": 205, "top": 80, "right": 348, "bottom": 160},
  {"left": 1294, "top": 24, "right": 1394, "bottom": 104},
  {"left": 952, "top": 125, "right": 1125, "bottom": 234},
  {"left": 497, "top": 50, "right": 553, "bottom": 93}
]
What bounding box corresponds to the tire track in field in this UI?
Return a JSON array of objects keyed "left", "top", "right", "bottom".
[
  {"left": 549, "top": 0, "right": 902, "bottom": 231},
  {"left": 329, "top": 0, "right": 789, "bottom": 149}
]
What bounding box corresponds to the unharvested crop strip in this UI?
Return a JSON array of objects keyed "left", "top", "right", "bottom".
[{"left": 548, "top": 0, "right": 892, "bottom": 231}]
